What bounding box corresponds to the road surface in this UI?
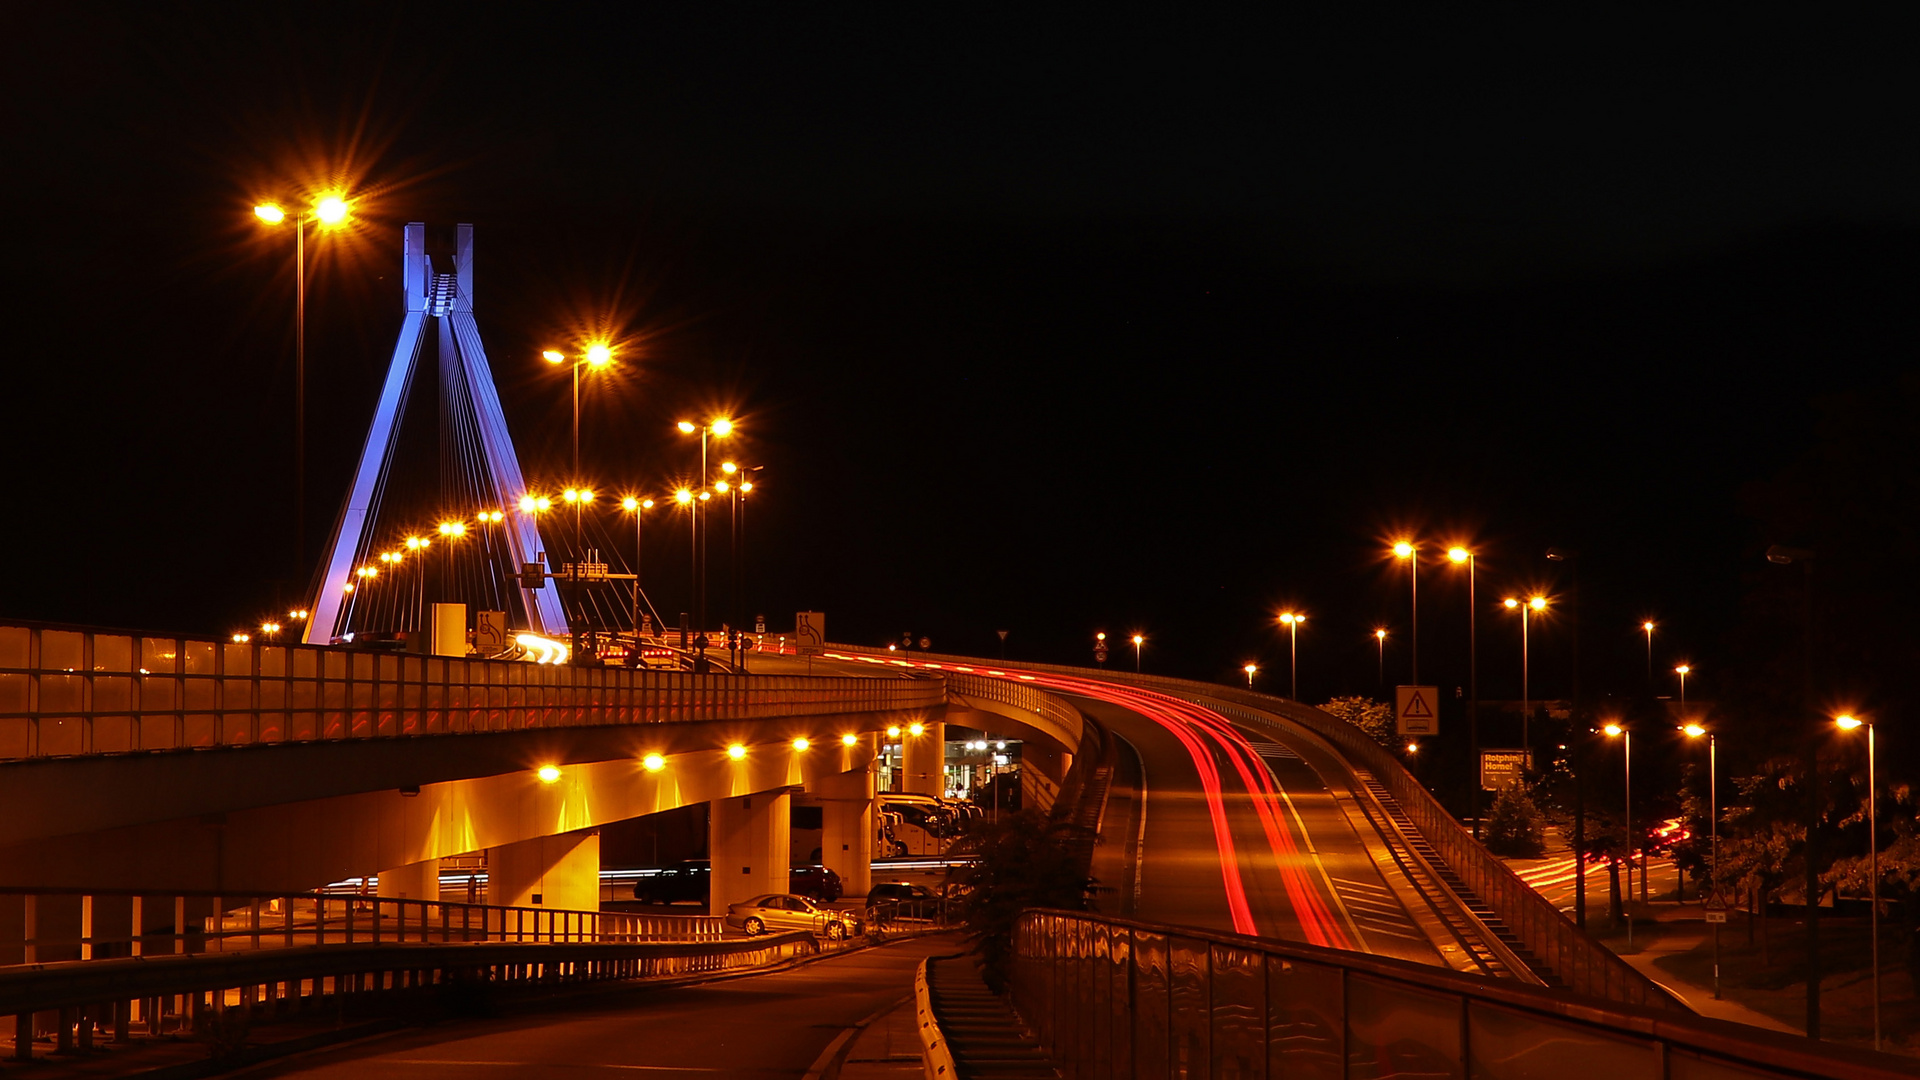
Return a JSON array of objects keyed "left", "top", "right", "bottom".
[{"left": 248, "top": 936, "right": 954, "bottom": 1079}]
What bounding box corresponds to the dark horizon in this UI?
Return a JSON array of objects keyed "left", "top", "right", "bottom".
[{"left": 7, "top": 7, "right": 1918, "bottom": 769}]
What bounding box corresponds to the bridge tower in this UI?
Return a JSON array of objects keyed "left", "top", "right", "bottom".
[{"left": 303, "top": 224, "right": 566, "bottom": 645}]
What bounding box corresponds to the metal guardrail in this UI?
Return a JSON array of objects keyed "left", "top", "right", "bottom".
[
  {"left": 1012, "top": 909, "right": 1916, "bottom": 1080},
  {"left": 5, "top": 931, "right": 817, "bottom": 1061},
  {"left": 833, "top": 643, "right": 1664, "bottom": 1010},
  {"left": 0, "top": 621, "right": 942, "bottom": 760},
  {"left": 5, "top": 892, "right": 722, "bottom": 967}
]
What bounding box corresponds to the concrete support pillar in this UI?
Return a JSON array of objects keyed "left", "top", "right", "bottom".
[
  {"left": 486, "top": 830, "right": 599, "bottom": 911},
  {"left": 377, "top": 857, "right": 441, "bottom": 901},
  {"left": 708, "top": 791, "right": 790, "bottom": 916},
  {"left": 901, "top": 721, "right": 946, "bottom": 797},
  {"left": 812, "top": 765, "right": 875, "bottom": 898}
]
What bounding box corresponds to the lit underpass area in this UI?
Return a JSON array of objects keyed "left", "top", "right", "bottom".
[{"left": 0, "top": 621, "right": 1091, "bottom": 1075}]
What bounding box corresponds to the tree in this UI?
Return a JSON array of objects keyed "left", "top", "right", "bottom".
[
  {"left": 1321, "top": 696, "right": 1395, "bottom": 747},
  {"left": 944, "top": 810, "right": 1091, "bottom": 991},
  {"left": 1483, "top": 784, "right": 1547, "bottom": 857}
]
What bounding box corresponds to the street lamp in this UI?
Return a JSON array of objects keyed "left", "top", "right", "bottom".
[
  {"left": 1278, "top": 613, "right": 1305, "bottom": 700},
  {"left": 1373, "top": 628, "right": 1387, "bottom": 685},
  {"left": 717, "top": 461, "right": 764, "bottom": 671},
  {"left": 1243, "top": 663, "right": 1257, "bottom": 689},
  {"left": 1683, "top": 722, "right": 1719, "bottom": 998},
  {"left": 1604, "top": 721, "right": 1634, "bottom": 949},
  {"left": 1131, "top": 633, "right": 1144, "bottom": 673},
  {"left": 620, "top": 495, "right": 655, "bottom": 639},
  {"left": 677, "top": 418, "right": 734, "bottom": 663},
  {"left": 1675, "top": 664, "right": 1691, "bottom": 716},
  {"left": 1392, "top": 541, "right": 1419, "bottom": 683},
  {"left": 542, "top": 344, "right": 614, "bottom": 478},
  {"left": 435, "top": 519, "right": 467, "bottom": 603},
  {"left": 1765, "top": 542, "right": 1821, "bottom": 1039},
  {"left": 1836, "top": 713, "right": 1880, "bottom": 1050},
  {"left": 1448, "top": 545, "right": 1481, "bottom": 837},
  {"left": 1503, "top": 595, "right": 1548, "bottom": 756},
  {"left": 474, "top": 510, "right": 505, "bottom": 612},
  {"left": 252, "top": 192, "right": 352, "bottom": 575},
  {"left": 1642, "top": 621, "right": 1656, "bottom": 692}
]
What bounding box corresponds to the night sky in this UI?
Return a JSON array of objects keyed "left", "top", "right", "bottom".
[{"left": 7, "top": 7, "right": 1918, "bottom": 737}]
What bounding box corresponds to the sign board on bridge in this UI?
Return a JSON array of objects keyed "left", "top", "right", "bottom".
[
  {"left": 1395, "top": 685, "right": 1440, "bottom": 735},
  {"left": 474, "top": 609, "right": 508, "bottom": 655},
  {"left": 795, "top": 611, "right": 826, "bottom": 655},
  {"left": 1480, "top": 749, "right": 1532, "bottom": 791}
]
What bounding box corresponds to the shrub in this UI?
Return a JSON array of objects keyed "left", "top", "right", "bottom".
[{"left": 1484, "top": 784, "right": 1548, "bottom": 857}]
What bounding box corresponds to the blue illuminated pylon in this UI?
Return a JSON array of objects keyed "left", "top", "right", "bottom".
[{"left": 303, "top": 223, "right": 566, "bottom": 644}]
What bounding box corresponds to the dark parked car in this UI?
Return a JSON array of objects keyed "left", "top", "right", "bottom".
[
  {"left": 864, "top": 881, "right": 937, "bottom": 910},
  {"left": 636, "top": 861, "right": 840, "bottom": 904},
  {"left": 633, "top": 860, "right": 710, "bottom": 904},
  {"left": 789, "top": 864, "right": 843, "bottom": 901}
]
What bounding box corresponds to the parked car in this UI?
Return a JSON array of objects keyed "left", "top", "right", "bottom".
[
  {"left": 633, "top": 860, "right": 709, "bottom": 904},
  {"left": 725, "top": 893, "right": 861, "bottom": 939},
  {"left": 864, "top": 881, "right": 937, "bottom": 911},
  {"left": 789, "top": 864, "right": 843, "bottom": 901}
]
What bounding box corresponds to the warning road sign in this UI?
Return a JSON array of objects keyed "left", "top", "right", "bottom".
[{"left": 1396, "top": 685, "right": 1440, "bottom": 736}]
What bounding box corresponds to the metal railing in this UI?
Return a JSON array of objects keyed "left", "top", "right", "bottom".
[
  {"left": 830, "top": 642, "right": 1663, "bottom": 1009},
  {"left": 4, "top": 931, "right": 816, "bottom": 1062},
  {"left": 864, "top": 897, "right": 962, "bottom": 930},
  {"left": 1012, "top": 909, "right": 1916, "bottom": 1080},
  {"left": 0, "top": 620, "right": 943, "bottom": 760},
  {"left": 4, "top": 891, "right": 722, "bottom": 967}
]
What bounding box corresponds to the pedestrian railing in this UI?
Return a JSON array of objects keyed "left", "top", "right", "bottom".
[
  {"left": 3, "top": 892, "right": 722, "bottom": 968},
  {"left": 1012, "top": 909, "right": 1912, "bottom": 1080},
  {"left": 865, "top": 897, "right": 962, "bottom": 930},
  {"left": 0, "top": 620, "right": 943, "bottom": 760},
  {"left": 4, "top": 931, "right": 816, "bottom": 1062}
]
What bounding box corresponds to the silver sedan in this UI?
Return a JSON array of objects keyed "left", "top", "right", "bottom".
[{"left": 725, "top": 893, "right": 861, "bottom": 939}]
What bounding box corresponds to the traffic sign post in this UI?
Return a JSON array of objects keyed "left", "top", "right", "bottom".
[
  {"left": 795, "top": 611, "right": 825, "bottom": 655},
  {"left": 1395, "top": 685, "right": 1439, "bottom": 736}
]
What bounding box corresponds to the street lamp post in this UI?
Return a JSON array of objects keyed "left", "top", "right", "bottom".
[
  {"left": 1449, "top": 547, "right": 1479, "bottom": 837},
  {"left": 1503, "top": 596, "right": 1548, "bottom": 757},
  {"left": 621, "top": 496, "right": 654, "bottom": 640},
  {"left": 1676, "top": 663, "right": 1691, "bottom": 715},
  {"left": 1837, "top": 714, "right": 1879, "bottom": 1050},
  {"left": 1766, "top": 542, "right": 1820, "bottom": 1039},
  {"left": 1131, "top": 634, "right": 1144, "bottom": 673},
  {"left": 718, "top": 462, "right": 763, "bottom": 671},
  {"left": 1279, "top": 613, "right": 1304, "bottom": 700},
  {"left": 253, "top": 194, "right": 350, "bottom": 576},
  {"left": 542, "top": 345, "right": 613, "bottom": 478},
  {"left": 1393, "top": 541, "right": 1418, "bottom": 683},
  {"left": 677, "top": 419, "right": 734, "bottom": 666},
  {"left": 1643, "top": 621, "right": 1656, "bottom": 693},
  {"left": 1684, "top": 723, "right": 1719, "bottom": 997},
  {"left": 1604, "top": 722, "right": 1633, "bottom": 949},
  {"left": 1374, "top": 629, "right": 1387, "bottom": 686},
  {"left": 1243, "top": 663, "right": 1257, "bottom": 689}
]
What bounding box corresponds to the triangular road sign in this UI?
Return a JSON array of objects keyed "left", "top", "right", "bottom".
[{"left": 1396, "top": 685, "right": 1440, "bottom": 735}]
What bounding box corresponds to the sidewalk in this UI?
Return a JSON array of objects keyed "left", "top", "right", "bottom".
[{"left": 836, "top": 999, "right": 923, "bottom": 1078}]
